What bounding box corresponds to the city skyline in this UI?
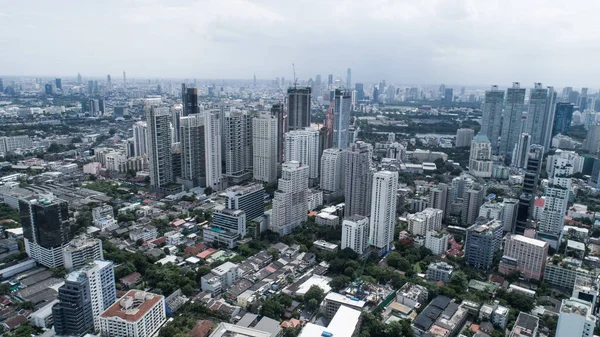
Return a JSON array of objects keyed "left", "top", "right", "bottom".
[{"left": 2, "top": 1, "right": 600, "bottom": 86}]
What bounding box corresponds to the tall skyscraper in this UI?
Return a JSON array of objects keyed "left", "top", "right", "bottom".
[
  {"left": 539, "top": 170, "right": 571, "bottom": 249},
  {"left": 462, "top": 187, "right": 484, "bottom": 226},
  {"left": 327, "top": 74, "right": 333, "bottom": 88},
  {"left": 285, "top": 128, "right": 320, "bottom": 181},
  {"left": 511, "top": 133, "right": 531, "bottom": 168},
  {"left": 55, "top": 78, "right": 62, "bottom": 90},
  {"left": 181, "top": 84, "right": 199, "bottom": 116},
  {"left": 287, "top": 87, "right": 311, "bottom": 131},
  {"left": 429, "top": 184, "right": 449, "bottom": 218},
  {"left": 20, "top": 194, "right": 71, "bottom": 268},
  {"left": 443, "top": 88, "right": 453, "bottom": 104},
  {"left": 52, "top": 272, "right": 94, "bottom": 336},
  {"left": 132, "top": 121, "right": 148, "bottom": 158},
  {"left": 341, "top": 215, "right": 369, "bottom": 255},
  {"left": 252, "top": 112, "right": 278, "bottom": 185},
  {"left": 344, "top": 142, "right": 372, "bottom": 217},
  {"left": 171, "top": 105, "right": 183, "bottom": 143},
  {"left": 179, "top": 114, "right": 206, "bottom": 188},
  {"left": 500, "top": 82, "right": 526, "bottom": 156},
  {"left": 146, "top": 106, "right": 173, "bottom": 192},
  {"left": 369, "top": 170, "right": 398, "bottom": 253},
  {"left": 553, "top": 103, "right": 575, "bottom": 137},
  {"left": 106, "top": 74, "right": 112, "bottom": 89},
  {"left": 455, "top": 128, "right": 474, "bottom": 147},
  {"left": 123, "top": 71, "right": 127, "bottom": 87},
  {"left": 540, "top": 86, "right": 558, "bottom": 151},
  {"left": 481, "top": 85, "right": 504, "bottom": 152},
  {"left": 469, "top": 135, "right": 493, "bottom": 178},
  {"left": 515, "top": 145, "right": 543, "bottom": 234},
  {"left": 77, "top": 73, "right": 82, "bottom": 85},
  {"left": 271, "top": 103, "right": 285, "bottom": 167},
  {"left": 79, "top": 261, "right": 116, "bottom": 330},
  {"left": 583, "top": 124, "right": 600, "bottom": 154},
  {"left": 224, "top": 111, "right": 253, "bottom": 184},
  {"left": 205, "top": 109, "right": 224, "bottom": 191},
  {"left": 320, "top": 148, "right": 345, "bottom": 196},
  {"left": 355, "top": 83, "right": 364, "bottom": 101},
  {"left": 523, "top": 83, "right": 555, "bottom": 150},
  {"left": 271, "top": 161, "right": 309, "bottom": 235},
  {"left": 346, "top": 68, "right": 351, "bottom": 88},
  {"left": 333, "top": 89, "right": 351, "bottom": 149}
]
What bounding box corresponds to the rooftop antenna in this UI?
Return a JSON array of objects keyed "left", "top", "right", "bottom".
[{"left": 292, "top": 63, "right": 297, "bottom": 89}]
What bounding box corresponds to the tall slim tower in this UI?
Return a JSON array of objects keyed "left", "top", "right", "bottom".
[
  {"left": 271, "top": 103, "right": 285, "bottom": 167},
  {"left": 552, "top": 103, "right": 575, "bottom": 137},
  {"left": 515, "top": 144, "right": 544, "bottom": 234},
  {"left": 146, "top": 106, "right": 173, "bottom": 192},
  {"left": 344, "top": 142, "right": 372, "bottom": 217},
  {"left": 320, "top": 148, "right": 345, "bottom": 196},
  {"left": 204, "top": 109, "right": 223, "bottom": 191},
  {"left": 524, "top": 83, "right": 549, "bottom": 147},
  {"left": 179, "top": 114, "right": 206, "bottom": 188},
  {"left": 500, "top": 82, "right": 526, "bottom": 156},
  {"left": 481, "top": 85, "right": 504, "bottom": 153},
  {"left": 284, "top": 128, "right": 320, "bottom": 181},
  {"left": 123, "top": 71, "right": 126, "bottom": 87},
  {"left": 181, "top": 84, "right": 199, "bottom": 116},
  {"left": 132, "top": 121, "right": 148, "bottom": 157},
  {"left": 369, "top": 170, "right": 399, "bottom": 253},
  {"left": 333, "top": 89, "right": 352, "bottom": 149},
  {"left": 511, "top": 133, "right": 531, "bottom": 169},
  {"left": 346, "top": 68, "right": 351, "bottom": 89},
  {"left": 271, "top": 161, "right": 309, "bottom": 235},
  {"left": 253, "top": 112, "right": 278, "bottom": 185},
  {"left": 224, "top": 111, "right": 253, "bottom": 184},
  {"left": 540, "top": 86, "right": 558, "bottom": 152},
  {"left": 287, "top": 87, "right": 312, "bottom": 131}
]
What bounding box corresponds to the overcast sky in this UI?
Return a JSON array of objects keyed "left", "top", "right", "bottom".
[{"left": 1, "top": 0, "right": 599, "bottom": 87}]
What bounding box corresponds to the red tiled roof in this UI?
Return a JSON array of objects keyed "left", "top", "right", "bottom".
[
  {"left": 100, "top": 290, "right": 163, "bottom": 322},
  {"left": 120, "top": 272, "right": 142, "bottom": 285},
  {"left": 197, "top": 248, "right": 217, "bottom": 259},
  {"left": 185, "top": 243, "right": 207, "bottom": 257},
  {"left": 534, "top": 198, "right": 545, "bottom": 208},
  {"left": 189, "top": 320, "right": 213, "bottom": 337}
]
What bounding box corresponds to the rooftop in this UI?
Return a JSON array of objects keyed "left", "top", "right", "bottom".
[
  {"left": 507, "top": 234, "right": 548, "bottom": 248},
  {"left": 298, "top": 305, "right": 362, "bottom": 337},
  {"left": 325, "top": 292, "right": 366, "bottom": 308},
  {"left": 100, "top": 290, "right": 163, "bottom": 322}
]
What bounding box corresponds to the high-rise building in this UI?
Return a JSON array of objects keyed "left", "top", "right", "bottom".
[
  {"left": 55, "top": 78, "right": 62, "bottom": 90},
  {"left": 429, "top": 184, "right": 448, "bottom": 218},
  {"left": 341, "top": 215, "right": 369, "bottom": 255},
  {"left": 20, "top": 195, "right": 71, "bottom": 268},
  {"left": 407, "top": 208, "right": 443, "bottom": 236},
  {"left": 500, "top": 82, "right": 526, "bottom": 156},
  {"left": 511, "top": 133, "right": 531, "bottom": 168},
  {"left": 355, "top": 83, "right": 364, "bottom": 101},
  {"left": 425, "top": 231, "right": 449, "bottom": 255},
  {"left": 225, "top": 183, "right": 265, "bottom": 222},
  {"left": 539, "top": 174, "right": 571, "bottom": 249},
  {"left": 481, "top": 85, "right": 504, "bottom": 152},
  {"left": 369, "top": 170, "right": 398, "bottom": 252},
  {"left": 455, "top": 128, "right": 474, "bottom": 147},
  {"left": 132, "top": 121, "right": 148, "bottom": 158},
  {"left": 271, "top": 161, "right": 309, "bottom": 235},
  {"left": 99, "top": 290, "right": 166, "bottom": 337},
  {"left": 524, "top": 83, "right": 557, "bottom": 151},
  {"left": 205, "top": 110, "right": 224, "bottom": 191},
  {"left": 271, "top": 103, "right": 285, "bottom": 166},
  {"left": 443, "top": 88, "right": 453, "bottom": 104},
  {"left": 464, "top": 219, "right": 503, "bottom": 269},
  {"left": 499, "top": 234, "right": 548, "bottom": 281},
  {"left": 344, "top": 142, "right": 373, "bottom": 217},
  {"left": 252, "top": 112, "right": 278, "bottom": 185},
  {"left": 181, "top": 83, "right": 200, "bottom": 116},
  {"left": 553, "top": 102, "right": 575, "bottom": 137},
  {"left": 171, "top": 105, "right": 183, "bottom": 143},
  {"left": 320, "top": 148, "right": 345, "bottom": 196},
  {"left": 515, "top": 145, "right": 544, "bottom": 234},
  {"left": 462, "top": 186, "right": 484, "bottom": 225},
  {"left": 502, "top": 198, "right": 519, "bottom": 232},
  {"left": 555, "top": 298, "right": 596, "bottom": 337},
  {"left": 541, "top": 86, "right": 558, "bottom": 151},
  {"left": 179, "top": 114, "right": 205, "bottom": 188},
  {"left": 469, "top": 135, "right": 493, "bottom": 178},
  {"left": 52, "top": 272, "right": 94, "bottom": 337},
  {"left": 77, "top": 73, "right": 82, "bottom": 85},
  {"left": 287, "top": 87, "right": 311, "bottom": 131},
  {"left": 346, "top": 68, "right": 351, "bottom": 89},
  {"left": 285, "top": 128, "right": 320, "bottom": 181},
  {"left": 328, "top": 74, "right": 333, "bottom": 88},
  {"left": 582, "top": 124, "right": 600, "bottom": 154},
  {"left": 146, "top": 106, "right": 173, "bottom": 192},
  {"left": 224, "top": 111, "right": 253, "bottom": 184},
  {"left": 63, "top": 236, "right": 103, "bottom": 271},
  {"left": 333, "top": 89, "right": 352, "bottom": 149}
]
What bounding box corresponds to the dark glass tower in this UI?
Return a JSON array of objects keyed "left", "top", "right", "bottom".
[
  {"left": 552, "top": 102, "right": 574, "bottom": 137},
  {"left": 181, "top": 83, "right": 199, "bottom": 116},
  {"left": 52, "top": 273, "right": 94, "bottom": 337},
  {"left": 514, "top": 145, "right": 543, "bottom": 234},
  {"left": 287, "top": 87, "right": 311, "bottom": 131},
  {"left": 20, "top": 196, "right": 71, "bottom": 251}
]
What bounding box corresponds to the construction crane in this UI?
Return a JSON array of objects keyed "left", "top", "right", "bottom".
[{"left": 292, "top": 63, "right": 297, "bottom": 89}]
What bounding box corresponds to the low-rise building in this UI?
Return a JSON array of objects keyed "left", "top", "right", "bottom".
[
  {"left": 427, "top": 261, "right": 454, "bottom": 283},
  {"left": 201, "top": 262, "right": 239, "bottom": 297},
  {"left": 424, "top": 231, "right": 449, "bottom": 255},
  {"left": 397, "top": 283, "right": 429, "bottom": 310},
  {"left": 510, "top": 312, "right": 539, "bottom": 337},
  {"left": 312, "top": 240, "right": 338, "bottom": 252},
  {"left": 544, "top": 256, "right": 595, "bottom": 291},
  {"left": 323, "top": 292, "right": 366, "bottom": 320}
]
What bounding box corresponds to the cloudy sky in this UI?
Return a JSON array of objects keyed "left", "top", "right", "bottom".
[{"left": 1, "top": 0, "right": 599, "bottom": 87}]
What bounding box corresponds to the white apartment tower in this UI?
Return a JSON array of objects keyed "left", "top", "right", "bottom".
[
  {"left": 369, "top": 170, "right": 398, "bottom": 252},
  {"left": 556, "top": 298, "right": 596, "bottom": 337},
  {"left": 341, "top": 215, "right": 369, "bottom": 255},
  {"left": 512, "top": 133, "right": 532, "bottom": 169},
  {"left": 99, "top": 290, "right": 166, "bottom": 337},
  {"left": 224, "top": 110, "right": 253, "bottom": 184},
  {"left": 146, "top": 106, "right": 173, "bottom": 191},
  {"left": 179, "top": 114, "right": 205, "bottom": 188},
  {"left": 407, "top": 208, "right": 444, "bottom": 236},
  {"left": 252, "top": 113, "right": 278, "bottom": 185},
  {"left": 539, "top": 175, "right": 571, "bottom": 249},
  {"left": 82, "top": 260, "right": 117, "bottom": 330},
  {"left": 320, "top": 148, "right": 345, "bottom": 196},
  {"left": 132, "top": 121, "right": 148, "bottom": 157},
  {"left": 271, "top": 161, "right": 309, "bottom": 235},
  {"left": 204, "top": 109, "right": 224, "bottom": 191},
  {"left": 285, "top": 128, "right": 320, "bottom": 181},
  {"left": 469, "top": 134, "right": 493, "bottom": 178}
]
